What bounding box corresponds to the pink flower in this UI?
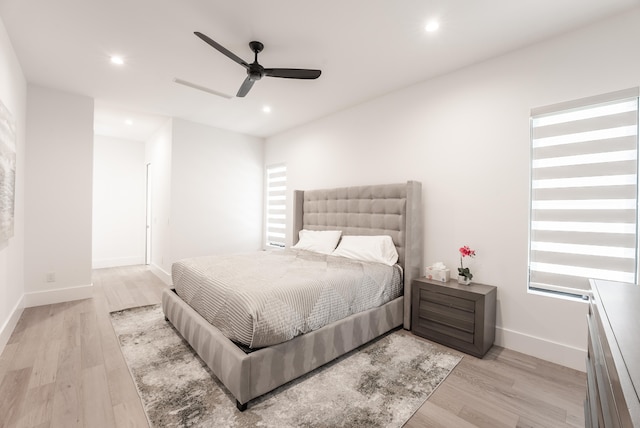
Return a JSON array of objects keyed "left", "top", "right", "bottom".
[{"left": 459, "top": 246, "right": 476, "bottom": 258}]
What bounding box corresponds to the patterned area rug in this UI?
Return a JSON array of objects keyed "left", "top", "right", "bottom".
[{"left": 110, "top": 304, "right": 461, "bottom": 428}]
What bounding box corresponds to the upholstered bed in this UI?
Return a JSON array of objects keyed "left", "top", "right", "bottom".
[{"left": 161, "top": 181, "right": 422, "bottom": 410}]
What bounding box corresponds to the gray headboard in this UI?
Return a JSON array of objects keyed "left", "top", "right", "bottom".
[{"left": 293, "top": 181, "right": 423, "bottom": 329}]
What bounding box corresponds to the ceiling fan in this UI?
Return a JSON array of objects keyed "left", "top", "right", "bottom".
[{"left": 194, "top": 32, "right": 322, "bottom": 97}]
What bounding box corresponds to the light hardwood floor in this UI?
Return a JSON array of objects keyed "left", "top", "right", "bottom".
[{"left": 0, "top": 265, "right": 586, "bottom": 428}]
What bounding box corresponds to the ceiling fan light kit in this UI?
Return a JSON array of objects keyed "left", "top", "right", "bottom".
[{"left": 194, "top": 31, "right": 321, "bottom": 97}]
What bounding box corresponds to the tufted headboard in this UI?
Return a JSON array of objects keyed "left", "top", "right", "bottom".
[{"left": 292, "top": 181, "right": 423, "bottom": 329}]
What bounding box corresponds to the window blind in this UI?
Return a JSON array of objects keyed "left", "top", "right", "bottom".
[
  {"left": 529, "top": 88, "right": 639, "bottom": 298},
  {"left": 266, "top": 164, "right": 287, "bottom": 248}
]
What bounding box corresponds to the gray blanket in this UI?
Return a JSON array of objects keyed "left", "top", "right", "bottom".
[{"left": 172, "top": 249, "right": 403, "bottom": 348}]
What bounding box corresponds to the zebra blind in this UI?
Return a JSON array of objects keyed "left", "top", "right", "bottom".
[
  {"left": 265, "top": 164, "right": 287, "bottom": 248},
  {"left": 529, "top": 88, "right": 639, "bottom": 298}
]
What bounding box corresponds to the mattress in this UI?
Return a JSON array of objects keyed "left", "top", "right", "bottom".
[{"left": 172, "top": 249, "right": 403, "bottom": 348}]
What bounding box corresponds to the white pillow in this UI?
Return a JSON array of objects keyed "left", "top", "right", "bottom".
[
  {"left": 292, "top": 229, "right": 342, "bottom": 254},
  {"left": 332, "top": 235, "right": 398, "bottom": 266}
]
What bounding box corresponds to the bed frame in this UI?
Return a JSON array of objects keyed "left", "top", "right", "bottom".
[{"left": 161, "top": 181, "right": 422, "bottom": 411}]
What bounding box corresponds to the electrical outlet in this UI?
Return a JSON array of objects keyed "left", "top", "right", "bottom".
[{"left": 46, "top": 272, "right": 56, "bottom": 282}]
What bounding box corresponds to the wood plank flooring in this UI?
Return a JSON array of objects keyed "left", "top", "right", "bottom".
[{"left": 0, "top": 265, "right": 586, "bottom": 427}]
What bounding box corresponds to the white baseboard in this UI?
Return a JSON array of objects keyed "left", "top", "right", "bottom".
[
  {"left": 149, "top": 264, "right": 172, "bottom": 286},
  {"left": 495, "top": 326, "right": 586, "bottom": 372},
  {"left": 23, "top": 283, "right": 93, "bottom": 308},
  {"left": 92, "top": 256, "right": 145, "bottom": 269},
  {"left": 0, "top": 295, "right": 25, "bottom": 355}
]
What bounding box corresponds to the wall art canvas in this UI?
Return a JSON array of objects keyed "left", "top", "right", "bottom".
[{"left": 0, "top": 98, "right": 16, "bottom": 242}]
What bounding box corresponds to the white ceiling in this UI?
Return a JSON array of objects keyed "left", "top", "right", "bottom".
[{"left": 1, "top": 0, "right": 638, "bottom": 141}]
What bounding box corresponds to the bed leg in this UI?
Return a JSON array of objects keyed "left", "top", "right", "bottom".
[{"left": 236, "top": 400, "right": 247, "bottom": 412}]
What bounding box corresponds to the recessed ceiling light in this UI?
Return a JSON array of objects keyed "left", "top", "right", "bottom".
[
  {"left": 110, "top": 56, "right": 124, "bottom": 65},
  {"left": 262, "top": 106, "right": 272, "bottom": 113},
  {"left": 124, "top": 119, "right": 133, "bottom": 126},
  {"left": 425, "top": 21, "right": 440, "bottom": 33}
]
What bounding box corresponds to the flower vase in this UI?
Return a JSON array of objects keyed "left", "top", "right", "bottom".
[{"left": 457, "top": 275, "right": 471, "bottom": 285}]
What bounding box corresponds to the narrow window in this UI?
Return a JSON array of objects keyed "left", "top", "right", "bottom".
[
  {"left": 529, "top": 88, "right": 639, "bottom": 299},
  {"left": 265, "top": 164, "right": 287, "bottom": 248}
]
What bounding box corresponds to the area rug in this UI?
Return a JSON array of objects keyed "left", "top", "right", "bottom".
[{"left": 110, "top": 304, "right": 462, "bottom": 428}]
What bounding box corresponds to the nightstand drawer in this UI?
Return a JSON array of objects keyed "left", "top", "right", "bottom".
[
  {"left": 417, "top": 300, "right": 475, "bottom": 333},
  {"left": 415, "top": 318, "right": 474, "bottom": 343},
  {"left": 419, "top": 288, "right": 475, "bottom": 312}
]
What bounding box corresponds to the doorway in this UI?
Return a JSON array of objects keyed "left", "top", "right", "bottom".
[{"left": 145, "top": 162, "right": 152, "bottom": 265}]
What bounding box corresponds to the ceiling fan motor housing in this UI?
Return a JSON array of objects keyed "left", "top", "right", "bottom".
[{"left": 249, "top": 63, "right": 264, "bottom": 80}]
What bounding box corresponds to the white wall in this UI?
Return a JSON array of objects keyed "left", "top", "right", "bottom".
[
  {"left": 169, "top": 119, "right": 264, "bottom": 262},
  {"left": 266, "top": 8, "right": 640, "bottom": 370},
  {"left": 24, "top": 85, "right": 94, "bottom": 306},
  {"left": 0, "top": 16, "right": 26, "bottom": 353},
  {"left": 144, "top": 119, "right": 264, "bottom": 284},
  {"left": 92, "top": 135, "right": 146, "bottom": 268}
]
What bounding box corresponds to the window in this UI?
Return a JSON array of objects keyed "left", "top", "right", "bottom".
[
  {"left": 529, "top": 88, "right": 639, "bottom": 299},
  {"left": 265, "top": 164, "right": 287, "bottom": 248}
]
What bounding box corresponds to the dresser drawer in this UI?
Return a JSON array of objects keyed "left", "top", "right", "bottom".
[{"left": 588, "top": 309, "right": 621, "bottom": 428}]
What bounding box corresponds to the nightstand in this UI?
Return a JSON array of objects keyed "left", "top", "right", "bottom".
[{"left": 411, "top": 277, "right": 497, "bottom": 358}]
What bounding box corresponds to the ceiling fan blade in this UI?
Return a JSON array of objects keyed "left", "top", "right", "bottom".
[
  {"left": 173, "top": 78, "right": 233, "bottom": 99},
  {"left": 264, "top": 68, "right": 321, "bottom": 79},
  {"left": 194, "top": 32, "right": 249, "bottom": 69},
  {"left": 236, "top": 76, "right": 255, "bottom": 97}
]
